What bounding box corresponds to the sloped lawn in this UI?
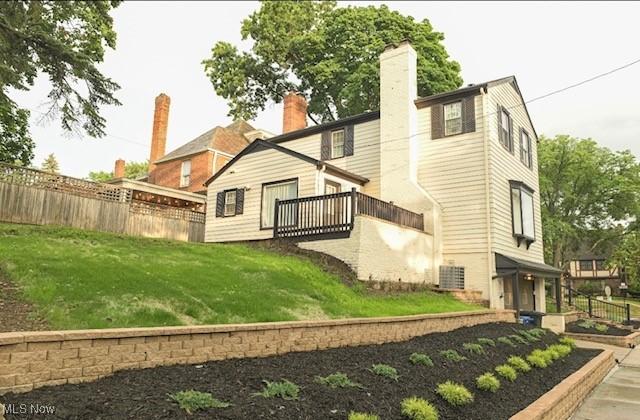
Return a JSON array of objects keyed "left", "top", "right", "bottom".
[
  {"left": 0, "top": 223, "right": 479, "bottom": 330},
  {"left": 1, "top": 323, "right": 600, "bottom": 419}
]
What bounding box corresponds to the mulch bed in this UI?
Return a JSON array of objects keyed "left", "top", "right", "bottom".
[
  {"left": 2, "top": 323, "right": 600, "bottom": 420},
  {"left": 565, "top": 320, "right": 632, "bottom": 336}
]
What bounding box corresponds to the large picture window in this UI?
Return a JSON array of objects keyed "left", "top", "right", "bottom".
[
  {"left": 261, "top": 179, "right": 298, "bottom": 229},
  {"left": 510, "top": 181, "right": 535, "bottom": 246}
]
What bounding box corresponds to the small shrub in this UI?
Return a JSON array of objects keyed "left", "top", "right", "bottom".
[
  {"left": 477, "top": 337, "right": 496, "bottom": 347},
  {"left": 507, "top": 356, "right": 531, "bottom": 373},
  {"left": 532, "top": 348, "right": 555, "bottom": 365},
  {"left": 527, "top": 350, "right": 550, "bottom": 368},
  {"left": 495, "top": 364, "right": 517, "bottom": 382},
  {"left": 578, "top": 319, "right": 596, "bottom": 329},
  {"left": 409, "top": 353, "right": 434, "bottom": 367},
  {"left": 169, "top": 390, "right": 231, "bottom": 414},
  {"left": 476, "top": 373, "right": 500, "bottom": 393},
  {"left": 518, "top": 330, "right": 539, "bottom": 342},
  {"left": 509, "top": 334, "right": 528, "bottom": 345},
  {"left": 440, "top": 349, "right": 467, "bottom": 362},
  {"left": 370, "top": 364, "right": 399, "bottom": 381},
  {"left": 400, "top": 397, "right": 439, "bottom": 420},
  {"left": 315, "top": 373, "right": 362, "bottom": 389},
  {"left": 545, "top": 347, "right": 561, "bottom": 361},
  {"left": 547, "top": 344, "right": 572, "bottom": 358},
  {"left": 254, "top": 380, "right": 300, "bottom": 400},
  {"left": 463, "top": 343, "right": 485, "bottom": 355},
  {"left": 595, "top": 323, "right": 609, "bottom": 333},
  {"left": 528, "top": 328, "right": 547, "bottom": 338},
  {"left": 436, "top": 381, "right": 474, "bottom": 406},
  {"left": 497, "top": 337, "right": 516, "bottom": 347},
  {"left": 558, "top": 337, "right": 576, "bottom": 348},
  {"left": 348, "top": 412, "right": 380, "bottom": 420}
]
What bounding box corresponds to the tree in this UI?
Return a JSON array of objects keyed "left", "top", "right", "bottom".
[
  {"left": 0, "top": 1, "right": 122, "bottom": 165},
  {"left": 538, "top": 135, "right": 640, "bottom": 267},
  {"left": 203, "top": 1, "right": 462, "bottom": 123},
  {"left": 41, "top": 153, "right": 59, "bottom": 173},
  {"left": 88, "top": 160, "right": 148, "bottom": 182},
  {"left": 610, "top": 228, "right": 640, "bottom": 290}
]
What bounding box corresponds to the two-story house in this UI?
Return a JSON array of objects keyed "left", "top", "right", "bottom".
[
  {"left": 203, "top": 41, "right": 562, "bottom": 314},
  {"left": 567, "top": 253, "right": 622, "bottom": 295}
]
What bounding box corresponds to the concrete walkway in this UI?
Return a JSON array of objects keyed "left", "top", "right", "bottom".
[{"left": 571, "top": 341, "right": 640, "bottom": 420}]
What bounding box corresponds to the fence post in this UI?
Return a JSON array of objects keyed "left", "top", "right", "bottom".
[
  {"left": 568, "top": 287, "right": 573, "bottom": 306},
  {"left": 273, "top": 199, "right": 280, "bottom": 238},
  {"left": 587, "top": 296, "right": 593, "bottom": 317},
  {"left": 555, "top": 277, "right": 562, "bottom": 313},
  {"left": 626, "top": 304, "right": 631, "bottom": 324},
  {"left": 350, "top": 188, "right": 356, "bottom": 229}
]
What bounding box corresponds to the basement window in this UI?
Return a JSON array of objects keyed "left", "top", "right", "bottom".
[
  {"left": 444, "top": 101, "right": 462, "bottom": 136},
  {"left": 180, "top": 160, "right": 191, "bottom": 187},
  {"left": 510, "top": 181, "right": 535, "bottom": 247}
]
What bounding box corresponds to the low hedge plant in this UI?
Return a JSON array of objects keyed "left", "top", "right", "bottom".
[
  {"left": 436, "top": 381, "right": 474, "bottom": 406},
  {"left": 475, "top": 373, "right": 500, "bottom": 393},
  {"left": 400, "top": 397, "right": 439, "bottom": 420}
]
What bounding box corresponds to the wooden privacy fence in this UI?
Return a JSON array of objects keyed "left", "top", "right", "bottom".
[{"left": 0, "top": 164, "right": 205, "bottom": 242}]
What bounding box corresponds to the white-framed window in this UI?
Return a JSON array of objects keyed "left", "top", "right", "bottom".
[
  {"left": 520, "top": 130, "right": 532, "bottom": 168},
  {"left": 499, "top": 107, "right": 512, "bottom": 151},
  {"left": 261, "top": 179, "right": 298, "bottom": 228},
  {"left": 444, "top": 101, "right": 462, "bottom": 136},
  {"left": 331, "top": 129, "right": 345, "bottom": 159},
  {"left": 224, "top": 190, "right": 236, "bottom": 216},
  {"left": 180, "top": 160, "right": 191, "bottom": 187},
  {"left": 511, "top": 182, "right": 535, "bottom": 241}
]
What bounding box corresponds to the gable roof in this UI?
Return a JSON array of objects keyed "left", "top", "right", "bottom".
[
  {"left": 203, "top": 139, "right": 369, "bottom": 187},
  {"left": 155, "top": 121, "right": 253, "bottom": 164}
]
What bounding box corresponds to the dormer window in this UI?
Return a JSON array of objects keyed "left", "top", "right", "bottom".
[
  {"left": 444, "top": 101, "right": 462, "bottom": 136},
  {"left": 510, "top": 181, "right": 535, "bottom": 247},
  {"left": 331, "top": 129, "right": 345, "bottom": 159}
]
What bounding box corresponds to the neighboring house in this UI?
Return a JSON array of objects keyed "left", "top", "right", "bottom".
[
  {"left": 204, "top": 41, "right": 562, "bottom": 314},
  {"left": 567, "top": 254, "right": 623, "bottom": 295}
]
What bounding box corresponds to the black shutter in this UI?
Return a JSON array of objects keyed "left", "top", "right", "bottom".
[
  {"left": 344, "top": 125, "right": 354, "bottom": 156},
  {"left": 431, "top": 104, "right": 443, "bottom": 139},
  {"left": 215, "top": 191, "right": 225, "bottom": 217},
  {"left": 497, "top": 104, "right": 504, "bottom": 146},
  {"left": 508, "top": 112, "right": 514, "bottom": 152},
  {"left": 321, "top": 130, "right": 331, "bottom": 160},
  {"left": 462, "top": 96, "right": 476, "bottom": 133},
  {"left": 235, "top": 188, "right": 244, "bottom": 215}
]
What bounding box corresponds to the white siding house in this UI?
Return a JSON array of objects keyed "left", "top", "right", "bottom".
[{"left": 204, "top": 41, "right": 561, "bottom": 313}]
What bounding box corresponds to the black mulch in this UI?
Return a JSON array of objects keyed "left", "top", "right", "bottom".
[
  {"left": 1, "top": 323, "right": 601, "bottom": 420},
  {"left": 565, "top": 320, "right": 632, "bottom": 336}
]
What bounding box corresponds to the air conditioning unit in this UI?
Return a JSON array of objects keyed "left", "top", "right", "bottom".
[{"left": 439, "top": 266, "right": 465, "bottom": 289}]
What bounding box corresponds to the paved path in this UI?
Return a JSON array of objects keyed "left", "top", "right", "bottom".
[{"left": 571, "top": 341, "right": 640, "bottom": 420}]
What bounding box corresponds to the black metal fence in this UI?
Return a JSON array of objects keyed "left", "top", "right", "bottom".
[
  {"left": 273, "top": 189, "right": 425, "bottom": 238},
  {"left": 562, "top": 284, "right": 631, "bottom": 324}
]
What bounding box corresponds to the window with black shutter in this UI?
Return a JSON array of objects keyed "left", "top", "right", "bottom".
[
  {"left": 321, "top": 125, "right": 354, "bottom": 160},
  {"left": 498, "top": 106, "right": 513, "bottom": 152},
  {"left": 432, "top": 95, "right": 476, "bottom": 139},
  {"left": 216, "top": 188, "right": 243, "bottom": 217}
]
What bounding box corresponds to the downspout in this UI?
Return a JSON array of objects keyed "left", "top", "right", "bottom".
[{"left": 481, "top": 88, "right": 496, "bottom": 308}]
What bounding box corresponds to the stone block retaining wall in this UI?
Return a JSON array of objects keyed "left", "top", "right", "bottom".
[{"left": 0, "top": 310, "right": 514, "bottom": 395}]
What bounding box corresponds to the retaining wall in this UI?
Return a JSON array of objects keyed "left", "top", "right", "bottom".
[
  {"left": 562, "top": 331, "right": 640, "bottom": 348},
  {"left": 0, "top": 310, "right": 514, "bottom": 395}
]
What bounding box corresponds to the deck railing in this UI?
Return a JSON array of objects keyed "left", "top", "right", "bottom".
[
  {"left": 562, "top": 284, "right": 631, "bottom": 324},
  {"left": 273, "top": 189, "right": 424, "bottom": 238}
]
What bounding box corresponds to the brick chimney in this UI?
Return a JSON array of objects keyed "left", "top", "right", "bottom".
[
  {"left": 114, "top": 159, "right": 125, "bottom": 178},
  {"left": 282, "top": 92, "right": 307, "bottom": 133},
  {"left": 149, "top": 93, "right": 170, "bottom": 172}
]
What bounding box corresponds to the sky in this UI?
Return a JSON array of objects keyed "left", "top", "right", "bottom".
[{"left": 12, "top": 1, "right": 640, "bottom": 178}]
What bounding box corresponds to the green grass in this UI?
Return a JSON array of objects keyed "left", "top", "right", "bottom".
[
  {"left": 0, "top": 223, "right": 480, "bottom": 329},
  {"left": 168, "top": 390, "right": 231, "bottom": 414}
]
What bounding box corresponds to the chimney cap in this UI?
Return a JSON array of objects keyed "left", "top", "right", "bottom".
[
  {"left": 398, "top": 38, "right": 412, "bottom": 46},
  {"left": 383, "top": 43, "right": 396, "bottom": 52}
]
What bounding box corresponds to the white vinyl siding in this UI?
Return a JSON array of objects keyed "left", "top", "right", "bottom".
[
  {"left": 180, "top": 160, "right": 191, "bottom": 187},
  {"left": 261, "top": 180, "right": 297, "bottom": 228}
]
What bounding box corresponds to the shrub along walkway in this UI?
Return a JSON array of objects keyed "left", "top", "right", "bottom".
[{"left": 572, "top": 342, "right": 638, "bottom": 420}]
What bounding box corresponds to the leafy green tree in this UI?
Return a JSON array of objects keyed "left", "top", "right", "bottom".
[
  {"left": 203, "top": 1, "right": 462, "bottom": 123},
  {"left": 0, "top": 1, "right": 122, "bottom": 165},
  {"left": 88, "top": 160, "right": 148, "bottom": 182},
  {"left": 538, "top": 135, "right": 640, "bottom": 267},
  {"left": 610, "top": 228, "right": 640, "bottom": 290},
  {"left": 41, "top": 153, "right": 59, "bottom": 173}
]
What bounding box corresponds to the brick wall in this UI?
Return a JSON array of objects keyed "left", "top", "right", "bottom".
[
  {"left": 148, "top": 151, "right": 211, "bottom": 193},
  {"left": 510, "top": 350, "right": 615, "bottom": 420},
  {"left": 0, "top": 310, "right": 514, "bottom": 395}
]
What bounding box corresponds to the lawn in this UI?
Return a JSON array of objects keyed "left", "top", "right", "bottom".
[{"left": 0, "top": 223, "right": 480, "bottom": 330}]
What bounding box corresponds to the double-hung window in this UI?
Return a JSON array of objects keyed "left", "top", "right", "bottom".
[
  {"left": 499, "top": 107, "right": 512, "bottom": 151},
  {"left": 224, "top": 190, "right": 236, "bottom": 216},
  {"left": 579, "top": 260, "right": 594, "bottom": 271},
  {"left": 520, "top": 129, "right": 532, "bottom": 168},
  {"left": 444, "top": 101, "right": 463, "bottom": 136},
  {"left": 180, "top": 160, "right": 191, "bottom": 187},
  {"left": 331, "top": 129, "right": 345, "bottom": 159},
  {"left": 510, "top": 181, "right": 535, "bottom": 246},
  {"left": 261, "top": 179, "right": 298, "bottom": 229}
]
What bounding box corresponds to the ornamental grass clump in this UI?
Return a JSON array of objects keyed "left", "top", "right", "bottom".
[
  {"left": 463, "top": 342, "right": 485, "bottom": 355},
  {"left": 254, "top": 380, "right": 300, "bottom": 400},
  {"left": 509, "top": 334, "right": 528, "bottom": 345},
  {"left": 497, "top": 337, "right": 516, "bottom": 347},
  {"left": 477, "top": 337, "right": 496, "bottom": 347},
  {"left": 168, "top": 390, "right": 231, "bottom": 414},
  {"left": 315, "top": 372, "right": 362, "bottom": 389},
  {"left": 400, "top": 397, "right": 439, "bottom": 420},
  {"left": 532, "top": 348, "right": 555, "bottom": 365},
  {"left": 436, "top": 381, "right": 474, "bottom": 406},
  {"left": 518, "top": 330, "right": 539, "bottom": 342},
  {"left": 495, "top": 364, "right": 518, "bottom": 382},
  {"left": 348, "top": 412, "right": 380, "bottom": 420},
  {"left": 558, "top": 337, "right": 576, "bottom": 348},
  {"left": 595, "top": 323, "right": 609, "bottom": 333},
  {"left": 370, "top": 364, "right": 399, "bottom": 381},
  {"left": 529, "top": 328, "right": 547, "bottom": 338},
  {"left": 527, "top": 349, "right": 551, "bottom": 368},
  {"left": 475, "top": 373, "right": 500, "bottom": 393},
  {"left": 547, "top": 344, "right": 572, "bottom": 358},
  {"left": 507, "top": 356, "right": 531, "bottom": 373},
  {"left": 440, "top": 349, "right": 467, "bottom": 362},
  {"left": 578, "top": 319, "right": 596, "bottom": 329},
  {"left": 409, "top": 353, "right": 434, "bottom": 367}
]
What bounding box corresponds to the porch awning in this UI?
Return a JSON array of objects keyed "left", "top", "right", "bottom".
[{"left": 495, "top": 253, "right": 563, "bottom": 278}]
